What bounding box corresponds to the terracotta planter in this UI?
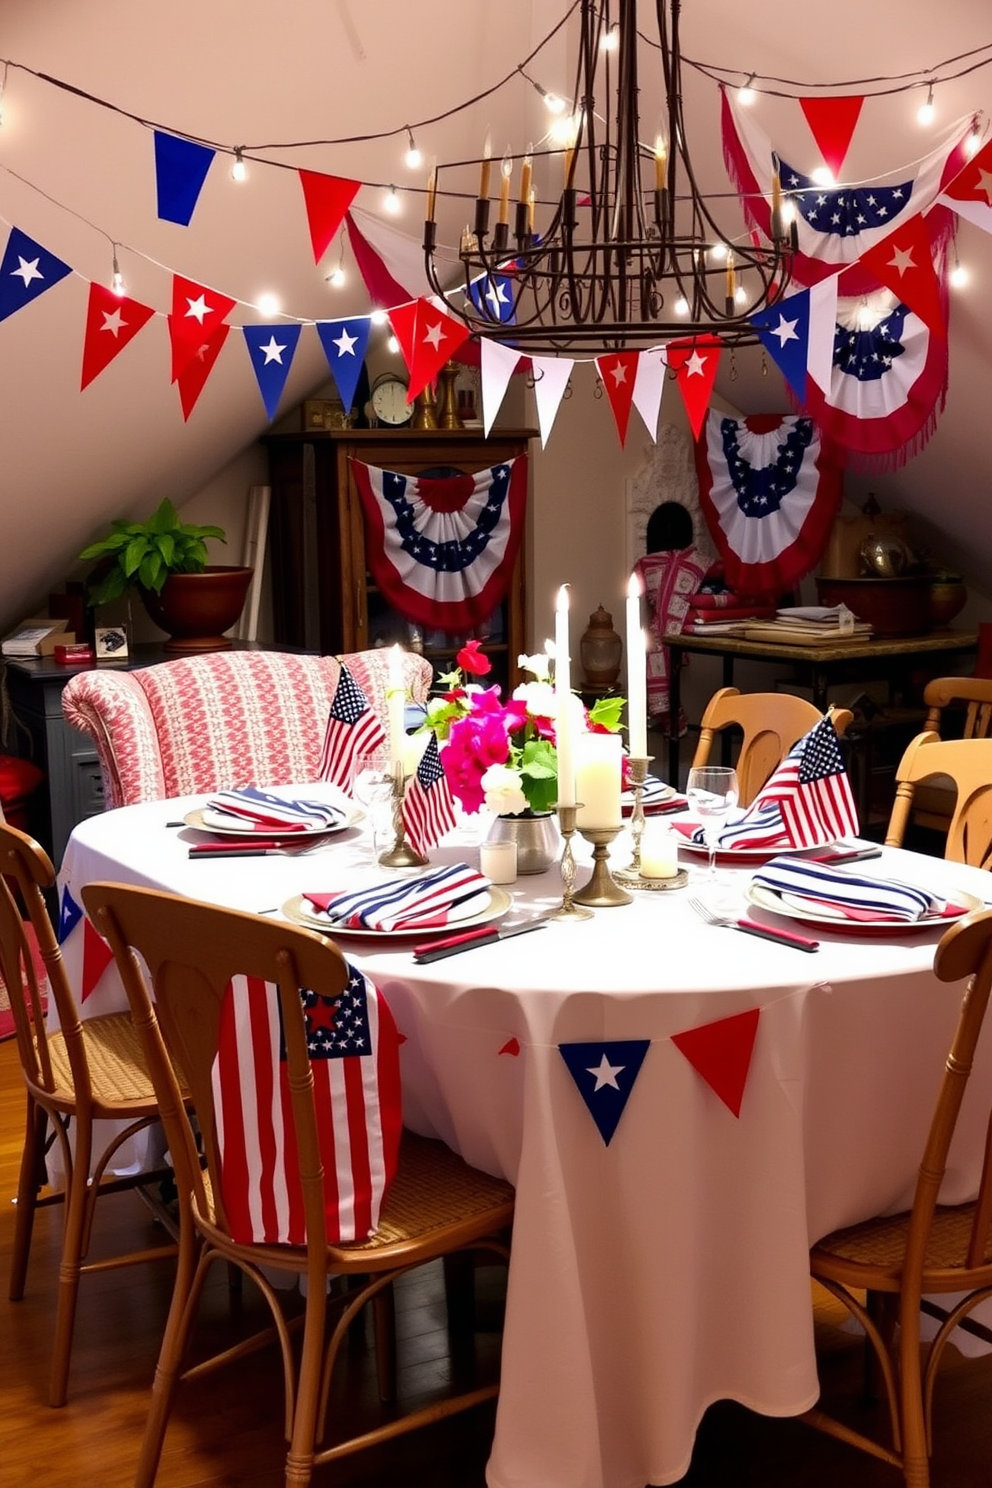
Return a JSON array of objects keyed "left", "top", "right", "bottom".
[{"left": 141, "top": 566, "right": 254, "bottom": 652}]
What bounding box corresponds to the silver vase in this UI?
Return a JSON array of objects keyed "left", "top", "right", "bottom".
[{"left": 486, "top": 812, "right": 560, "bottom": 875}]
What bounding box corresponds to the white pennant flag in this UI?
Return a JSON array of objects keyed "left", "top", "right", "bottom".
[
  {"left": 807, "top": 274, "right": 840, "bottom": 395},
  {"left": 631, "top": 347, "right": 668, "bottom": 440},
  {"left": 480, "top": 337, "right": 522, "bottom": 436},
  {"left": 530, "top": 354, "right": 574, "bottom": 447}
]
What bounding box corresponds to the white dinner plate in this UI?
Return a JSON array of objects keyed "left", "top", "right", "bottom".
[
  {"left": 675, "top": 830, "right": 838, "bottom": 862},
  {"left": 185, "top": 799, "right": 360, "bottom": 838},
  {"left": 746, "top": 882, "right": 983, "bottom": 933},
  {"left": 281, "top": 885, "right": 512, "bottom": 939}
]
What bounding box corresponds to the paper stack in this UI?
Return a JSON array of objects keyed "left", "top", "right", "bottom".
[
  {"left": 2, "top": 617, "right": 74, "bottom": 658},
  {"left": 740, "top": 605, "right": 872, "bottom": 646}
]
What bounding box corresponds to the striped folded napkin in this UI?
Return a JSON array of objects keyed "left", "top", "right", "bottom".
[
  {"left": 205, "top": 786, "right": 344, "bottom": 833},
  {"left": 303, "top": 862, "right": 492, "bottom": 932},
  {"left": 751, "top": 856, "right": 964, "bottom": 923},
  {"left": 621, "top": 776, "right": 687, "bottom": 816}
]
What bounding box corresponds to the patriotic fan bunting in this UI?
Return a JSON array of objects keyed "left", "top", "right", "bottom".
[
  {"left": 695, "top": 412, "right": 842, "bottom": 593},
  {"left": 243, "top": 323, "right": 302, "bottom": 420},
  {"left": 350, "top": 455, "right": 528, "bottom": 633},
  {"left": 80, "top": 282, "right": 155, "bottom": 390},
  {"left": 211, "top": 963, "right": 402, "bottom": 1246},
  {"left": 153, "top": 131, "right": 215, "bottom": 226},
  {"left": 721, "top": 87, "right": 971, "bottom": 294},
  {"left": 0, "top": 227, "right": 72, "bottom": 323},
  {"left": 315, "top": 317, "right": 371, "bottom": 413}
]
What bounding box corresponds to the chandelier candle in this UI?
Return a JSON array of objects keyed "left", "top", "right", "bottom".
[
  {"left": 555, "top": 585, "right": 576, "bottom": 807},
  {"left": 625, "top": 574, "right": 648, "bottom": 758}
]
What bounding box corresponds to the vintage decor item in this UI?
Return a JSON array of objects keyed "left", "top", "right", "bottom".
[{"left": 579, "top": 605, "right": 623, "bottom": 687}]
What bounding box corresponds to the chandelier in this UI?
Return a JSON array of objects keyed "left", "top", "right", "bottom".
[{"left": 423, "top": 0, "right": 797, "bottom": 354}]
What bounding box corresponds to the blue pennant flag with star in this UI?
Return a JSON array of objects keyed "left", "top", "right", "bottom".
[
  {"left": 153, "top": 130, "right": 216, "bottom": 226},
  {"left": 57, "top": 885, "right": 82, "bottom": 945},
  {"left": 558, "top": 1040, "right": 650, "bottom": 1146},
  {"left": 750, "top": 289, "right": 811, "bottom": 404},
  {"left": 316, "top": 318, "right": 371, "bottom": 414},
  {"left": 242, "top": 323, "right": 302, "bottom": 420},
  {"left": 467, "top": 272, "right": 515, "bottom": 325},
  {"left": 0, "top": 227, "right": 72, "bottom": 324}
]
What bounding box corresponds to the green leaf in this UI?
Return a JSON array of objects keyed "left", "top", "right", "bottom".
[
  {"left": 588, "top": 696, "right": 625, "bottom": 732},
  {"left": 122, "top": 536, "right": 149, "bottom": 577},
  {"left": 148, "top": 498, "right": 179, "bottom": 534},
  {"left": 156, "top": 532, "right": 176, "bottom": 568}
]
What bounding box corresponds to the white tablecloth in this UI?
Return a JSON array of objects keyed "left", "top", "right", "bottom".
[{"left": 57, "top": 796, "right": 992, "bottom": 1488}]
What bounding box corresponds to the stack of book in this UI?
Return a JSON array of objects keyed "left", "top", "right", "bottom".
[{"left": 739, "top": 605, "right": 872, "bottom": 645}]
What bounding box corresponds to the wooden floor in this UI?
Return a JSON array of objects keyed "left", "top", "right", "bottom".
[{"left": 1, "top": 1035, "right": 989, "bottom": 1488}]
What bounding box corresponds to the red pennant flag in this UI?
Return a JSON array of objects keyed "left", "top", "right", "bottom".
[
  {"left": 169, "top": 275, "right": 237, "bottom": 382},
  {"left": 859, "top": 214, "right": 946, "bottom": 338},
  {"left": 671, "top": 1007, "right": 760, "bottom": 1118},
  {"left": 80, "top": 918, "right": 114, "bottom": 1003},
  {"left": 799, "top": 96, "right": 864, "bottom": 178},
  {"left": 499, "top": 1037, "right": 521, "bottom": 1057},
  {"left": 80, "top": 283, "right": 156, "bottom": 391},
  {"left": 595, "top": 351, "right": 640, "bottom": 446},
  {"left": 299, "top": 171, "right": 361, "bottom": 263},
  {"left": 390, "top": 297, "right": 471, "bottom": 401},
  {"left": 940, "top": 136, "right": 992, "bottom": 232},
  {"left": 176, "top": 323, "right": 230, "bottom": 420},
  {"left": 666, "top": 336, "right": 721, "bottom": 439}
]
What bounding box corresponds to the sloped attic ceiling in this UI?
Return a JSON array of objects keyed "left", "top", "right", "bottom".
[{"left": 1, "top": 0, "right": 990, "bottom": 634}]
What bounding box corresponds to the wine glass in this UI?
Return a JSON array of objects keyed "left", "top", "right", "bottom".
[
  {"left": 351, "top": 754, "right": 395, "bottom": 865},
  {"left": 685, "top": 765, "right": 739, "bottom": 882}
]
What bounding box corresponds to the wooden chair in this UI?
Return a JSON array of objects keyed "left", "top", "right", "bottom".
[
  {"left": 0, "top": 822, "right": 182, "bottom": 1406},
  {"left": 884, "top": 733, "right": 992, "bottom": 868},
  {"left": 909, "top": 677, "right": 992, "bottom": 834},
  {"left": 690, "top": 687, "right": 854, "bottom": 806},
  {"left": 800, "top": 905, "right": 992, "bottom": 1487},
  {"left": 82, "top": 881, "right": 515, "bottom": 1488}
]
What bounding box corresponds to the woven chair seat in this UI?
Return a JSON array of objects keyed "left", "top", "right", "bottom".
[
  {"left": 40, "top": 1013, "right": 188, "bottom": 1108},
  {"left": 813, "top": 1201, "right": 992, "bottom": 1281}
]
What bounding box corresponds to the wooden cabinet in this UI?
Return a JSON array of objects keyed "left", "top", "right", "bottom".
[{"left": 262, "top": 428, "right": 536, "bottom": 695}]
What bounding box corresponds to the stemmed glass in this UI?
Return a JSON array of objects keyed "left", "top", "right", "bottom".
[
  {"left": 685, "top": 765, "right": 739, "bottom": 882},
  {"left": 351, "top": 753, "right": 395, "bottom": 865}
]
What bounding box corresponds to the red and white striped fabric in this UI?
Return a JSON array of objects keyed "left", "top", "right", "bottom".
[{"left": 211, "top": 964, "right": 402, "bottom": 1246}]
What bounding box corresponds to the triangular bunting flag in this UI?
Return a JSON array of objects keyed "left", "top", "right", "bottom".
[
  {"left": 798, "top": 95, "right": 864, "bottom": 178},
  {"left": 81, "top": 282, "right": 156, "bottom": 390},
  {"left": 168, "top": 275, "right": 237, "bottom": 382},
  {"left": 670, "top": 1007, "right": 760, "bottom": 1118},
  {"left": 750, "top": 290, "right": 811, "bottom": 404},
  {"left": 0, "top": 227, "right": 72, "bottom": 323},
  {"left": 243, "top": 323, "right": 301, "bottom": 420},
  {"left": 595, "top": 351, "right": 639, "bottom": 446},
  {"left": 859, "top": 214, "right": 946, "bottom": 338},
  {"left": 480, "top": 337, "right": 522, "bottom": 436},
  {"left": 530, "top": 354, "right": 574, "bottom": 447},
  {"left": 938, "top": 135, "right": 992, "bottom": 234},
  {"left": 498, "top": 1037, "right": 521, "bottom": 1057},
  {"left": 559, "top": 1040, "right": 650, "bottom": 1145},
  {"left": 57, "top": 885, "right": 82, "bottom": 945},
  {"left": 666, "top": 336, "right": 721, "bottom": 439},
  {"left": 316, "top": 317, "right": 372, "bottom": 413},
  {"left": 153, "top": 130, "right": 216, "bottom": 226},
  {"left": 81, "top": 917, "right": 114, "bottom": 1003},
  {"left": 176, "top": 323, "right": 230, "bottom": 420},
  {"left": 389, "top": 297, "right": 470, "bottom": 401},
  {"left": 298, "top": 171, "right": 361, "bottom": 264},
  {"left": 631, "top": 346, "right": 667, "bottom": 440},
  {"left": 346, "top": 206, "right": 461, "bottom": 309},
  {"left": 468, "top": 272, "right": 515, "bottom": 325},
  {"left": 806, "top": 274, "right": 840, "bottom": 397}
]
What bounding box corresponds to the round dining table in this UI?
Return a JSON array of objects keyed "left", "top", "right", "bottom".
[{"left": 55, "top": 792, "right": 992, "bottom": 1488}]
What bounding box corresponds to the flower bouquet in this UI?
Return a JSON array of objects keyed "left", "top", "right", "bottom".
[{"left": 423, "top": 639, "right": 624, "bottom": 818}]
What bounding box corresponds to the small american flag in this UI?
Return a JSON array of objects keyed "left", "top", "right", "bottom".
[
  {"left": 211, "top": 964, "right": 402, "bottom": 1246},
  {"left": 729, "top": 716, "right": 859, "bottom": 849},
  {"left": 318, "top": 665, "right": 386, "bottom": 790},
  {"left": 402, "top": 733, "right": 456, "bottom": 856}
]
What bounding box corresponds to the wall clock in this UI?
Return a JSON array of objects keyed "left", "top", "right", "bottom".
[{"left": 366, "top": 371, "right": 412, "bottom": 428}]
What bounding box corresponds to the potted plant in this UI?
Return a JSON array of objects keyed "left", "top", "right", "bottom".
[{"left": 79, "top": 498, "right": 254, "bottom": 652}]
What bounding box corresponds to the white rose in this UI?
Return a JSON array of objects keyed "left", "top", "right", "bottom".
[
  {"left": 481, "top": 763, "right": 528, "bottom": 817},
  {"left": 517, "top": 650, "right": 551, "bottom": 682},
  {"left": 512, "top": 679, "right": 556, "bottom": 719}
]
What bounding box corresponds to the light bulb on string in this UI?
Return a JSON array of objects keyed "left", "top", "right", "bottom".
[
  {"left": 673, "top": 295, "right": 689, "bottom": 316},
  {"left": 404, "top": 128, "right": 422, "bottom": 170},
  {"left": 110, "top": 246, "right": 125, "bottom": 297},
  {"left": 256, "top": 291, "right": 280, "bottom": 318},
  {"left": 811, "top": 165, "right": 835, "bottom": 187},
  {"left": 231, "top": 147, "right": 248, "bottom": 183},
  {"left": 384, "top": 185, "right": 401, "bottom": 215},
  {"left": 949, "top": 253, "right": 969, "bottom": 289},
  {"left": 325, "top": 231, "right": 347, "bottom": 288},
  {"left": 917, "top": 82, "right": 935, "bottom": 126},
  {"left": 370, "top": 307, "right": 389, "bottom": 326},
  {"left": 738, "top": 74, "right": 756, "bottom": 107},
  {"left": 600, "top": 23, "right": 619, "bottom": 52},
  {"left": 710, "top": 241, "right": 729, "bottom": 262},
  {"left": 734, "top": 282, "right": 748, "bottom": 306},
  {"left": 387, "top": 335, "right": 400, "bottom": 355},
  {"left": 856, "top": 297, "right": 875, "bottom": 331},
  {"left": 965, "top": 123, "right": 983, "bottom": 158}
]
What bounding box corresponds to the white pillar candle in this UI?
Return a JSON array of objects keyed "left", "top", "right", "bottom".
[
  {"left": 626, "top": 574, "right": 648, "bottom": 759},
  {"left": 575, "top": 732, "right": 623, "bottom": 828},
  {"left": 640, "top": 823, "right": 680, "bottom": 878},
  {"left": 387, "top": 645, "right": 407, "bottom": 772},
  {"left": 554, "top": 585, "right": 575, "bottom": 806}
]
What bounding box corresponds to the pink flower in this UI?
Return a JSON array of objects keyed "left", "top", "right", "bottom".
[{"left": 443, "top": 708, "right": 511, "bottom": 813}]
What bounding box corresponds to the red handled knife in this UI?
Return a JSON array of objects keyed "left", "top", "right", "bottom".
[{"left": 413, "top": 918, "right": 549, "bottom": 963}]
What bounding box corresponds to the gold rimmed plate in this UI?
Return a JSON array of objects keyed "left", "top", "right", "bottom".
[
  {"left": 185, "top": 805, "right": 358, "bottom": 839},
  {"left": 281, "top": 885, "right": 513, "bottom": 940}
]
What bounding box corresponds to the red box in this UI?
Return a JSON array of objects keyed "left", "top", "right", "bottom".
[{"left": 53, "top": 643, "right": 96, "bottom": 665}]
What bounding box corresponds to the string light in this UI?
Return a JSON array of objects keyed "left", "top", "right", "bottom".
[
  {"left": 549, "top": 112, "right": 575, "bottom": 146},
  {"left": 917, "top": 81, "right": 935, "bottom": 125},
  {"left": 404, "top": 127, "right": 422, "bottom": 169},
  {"left": 383, "top": 185, "right": 401, "bottom": 215},
  {"left": 518, "top": 64, "right": 568, "bottom": 115},
  {"left": 710, "top": 241, "right": 729, "bottom": 262},
  {"left": 601, "top": 23, "right": 619, "bottom": 52},
  {"left": 738, "top": 74, "right": 756, "bottom": 106},
  {"left": 111, "top": 246, "right": 125, "bottom": 297},
  {"left": 673, "top": 295, "right": 689, "bottom": 316},
  {"left": 231, "top": 147, "right": 248, "bottom": 182},
  {"left": 965, "top": 122, "right": 983, "bottom": 157},
  {"left": 734, "top": 282, "right": 748, "bottom": 306},
  {"left": 811, "top": 165, "right": 835, "bottom": 187},
  {"left": 949, "top": 252, "right": 969, "bottom": 288},
  {"left": 256, "top": 291, "right": 280, "bottom": 317},
  {"left": 370, "top": 307, "right": 389, "bottom": 326},
  {"left": 387, "top": 334, "right": 400, "bottom": 354},
  {"left": 0, "top": 62, "right": 7, "bottom": 128}
]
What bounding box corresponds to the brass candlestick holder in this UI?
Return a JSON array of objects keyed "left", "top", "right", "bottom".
[
  {"left": 573, "top": 825, "right": 633, "bottom": 908},
  {"left": 549, "top": 802, "right": 593, "bottom": 922},
  {"left": 614, "top": 754, "right": 651, "bottom": 887},
  {"left": 377, "top": 767, "right": 429, "bottom": 868}
]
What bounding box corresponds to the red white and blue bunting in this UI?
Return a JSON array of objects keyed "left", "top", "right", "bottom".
[{"left": 350, "top": 455, "right": 529, "bottom": 634}]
